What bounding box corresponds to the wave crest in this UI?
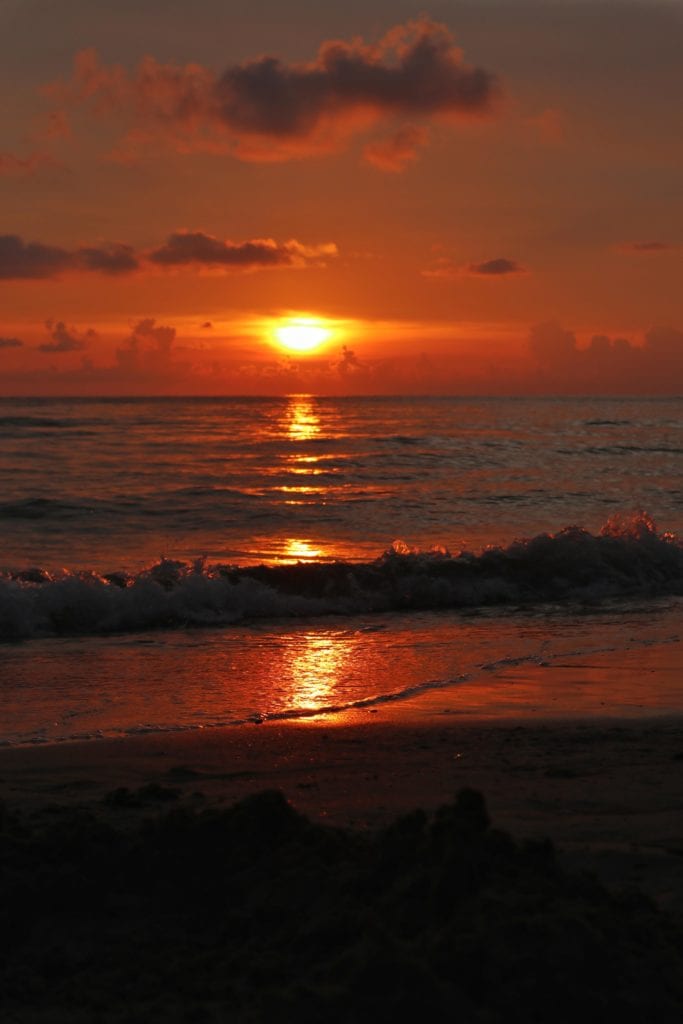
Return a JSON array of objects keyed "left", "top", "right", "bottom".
[{"left": 1, "top": 513, "right": 681, "bottom": 640}]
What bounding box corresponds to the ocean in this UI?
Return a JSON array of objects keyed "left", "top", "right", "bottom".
[{"left": 2, "top": 394, "right": 683, "bottom": 744}]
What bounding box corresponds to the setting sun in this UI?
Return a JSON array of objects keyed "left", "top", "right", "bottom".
[{"left": 273, "top": 317, "right": 332, "bottom": 353}]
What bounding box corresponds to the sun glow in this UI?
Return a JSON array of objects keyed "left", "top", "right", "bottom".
[{"left": 273, "top": 317, "right": 333, "bottom": 353}]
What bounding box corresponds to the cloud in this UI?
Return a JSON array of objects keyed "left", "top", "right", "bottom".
[
  {"left": 422, "top": 256, "right": 526, "bottom": 279},
  {"left": 617, "top": 240, "right": 675, "bottom": 253},
  {"left": 363, "top": 125, "right": 428, "bottom": 172},
  {"left": 38, "top": 319, "right": 98, "bottom": 353},
  {"left": 421, "top": 257, "right": 460, "bottom": 279},
  {"left": 47, "top": 19, "right": 499, "bottom": 164},
  {"left": 148, "top": 231, "right": 337, "bottom": 270},
  {"left": 0, "top": 231, "right": 331, "bottom": 279},
  {"left": 0, "top": 336, "right": 23, "bottom": 348},
  {"left": 0, "top": 234, "right": 139, "bottom": 279},
  {"left": 336, "top": 345, "right": 362, "bottom": 376},
  {"left": 0, "top": 151, "right": 52, "bottom": 176},
  {"left": 528, "top": 320, "right": 683, "bottom": 392},
  {"left": 77, "top": 243, "right": 139, "bottom": 274},
  {"left": 115, "top": 318, "right": 176, "bottom": 373},
  {"left": 0, "top": 235, "right": 72, "bottom": 279},
  {"left": 467, "top": 258, "right": 525, "bottom": 276}
]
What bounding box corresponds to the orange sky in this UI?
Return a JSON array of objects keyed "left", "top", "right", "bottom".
[{"left": 0, "top": 0, "right": 681, "bottom": 395}]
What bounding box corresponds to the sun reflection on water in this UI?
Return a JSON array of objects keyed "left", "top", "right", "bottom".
[
  {"left": 282, "top": 538, "right": 325, "bottom": 561},
  {"left": 283, "top": 630, "right": 354, "bottom": 717},
  {"left": 285, "top": 395, "right": 320, "bottom": 442}
]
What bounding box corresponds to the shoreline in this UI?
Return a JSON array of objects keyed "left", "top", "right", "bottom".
[{"left": 3, "top": 709, "right": 683, "bottom": 921}]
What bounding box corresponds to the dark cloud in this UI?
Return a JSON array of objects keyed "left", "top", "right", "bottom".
[
  {"left": 0, "top": 336, "right": 23, "bottom": 348},
  {"left": 76, "top": 243, "right": 139, "bottom": 274},
  {"left": 200, "top": 321, "right": 213, "bottom": 329},
  {"left": 423, "top": 255, "right": 526, "bottom": 279},
  {"left": 215, "top": 20, "right": 496, "bottom": 136},
  {"left": 0, "top": 235, "right": 72, "bottom": 279},
  {"left": 0, "top": 232, "right": 336, "bottom": 280},
  {"left": 148, "top": 232, "right": 337, "bottom": 269},
  {"left": 38, "top": 319, "right": 98, "bottom": 353},
  {"left": 48, "top": 19, "right": 499, "bottom": 164},
  {"left": 0, "top": 234, "right": 138, "bottom": 279},
  {"left": 468, "top": 258, "right": 525, "bottom": 276}
]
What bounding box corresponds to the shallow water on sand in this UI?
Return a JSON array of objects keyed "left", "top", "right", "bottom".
[{"left": 2, "top": 598, "right": 681, "bottom": 746}]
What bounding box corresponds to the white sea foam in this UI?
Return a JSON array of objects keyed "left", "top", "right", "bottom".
[{"left": 1, "top": 513, "right": 681, "bottom": 640}]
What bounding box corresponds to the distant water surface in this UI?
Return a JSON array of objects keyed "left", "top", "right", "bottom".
[{"left": 1, "top": 394, "right": 682, "bottom": 571}]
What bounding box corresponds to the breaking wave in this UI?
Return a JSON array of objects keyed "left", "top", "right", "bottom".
[{"left": 1, "top": 513, "right": 682, "bottom": 640}]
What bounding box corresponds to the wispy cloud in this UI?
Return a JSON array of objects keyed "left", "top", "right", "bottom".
[
  {"left": 617, "top": 240, "right": 676, "bottom": 253},
  {"left": 363, "top": 125, "right": 429, "bottom": 172},
  {"left": 0, "top": 151, "right": 53, "bottom": 176}
]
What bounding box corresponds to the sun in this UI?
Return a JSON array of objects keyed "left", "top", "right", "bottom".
[{"left": 273, "top": 317, "right": 332, "bottom": 353}]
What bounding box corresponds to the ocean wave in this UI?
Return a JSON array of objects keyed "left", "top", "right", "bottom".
[
  {"left": 1, "top": 512, "right": 681, "bottom": 640},
  {"left": 0, "top": 497, "right": 103, "bottom": 520}
]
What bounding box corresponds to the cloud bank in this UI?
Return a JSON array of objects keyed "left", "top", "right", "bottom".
[
  {"left": 0, "top": 232, "right": 336, "bottom": 279},
  {"left": 528, "top": 320, "right": 683, "bottom": 391},
  {"left": 46, "top": 19, "right": 499, "bottom": 164}
]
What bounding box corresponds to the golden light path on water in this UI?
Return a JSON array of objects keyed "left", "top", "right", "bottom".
[
  {"left": 281, "top": 631, "right": 354, "bottom": 716},
  {"left": 285, "top": 394, "right": 321, "bottom": 441}
]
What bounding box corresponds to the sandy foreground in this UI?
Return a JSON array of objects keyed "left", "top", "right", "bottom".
[{"left": 2, "top": 670, "right": 682, "bottom": 924}]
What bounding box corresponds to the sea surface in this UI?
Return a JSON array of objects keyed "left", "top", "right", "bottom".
[{"left": 1, "top": 394, "right": 683, "bottom": 744}]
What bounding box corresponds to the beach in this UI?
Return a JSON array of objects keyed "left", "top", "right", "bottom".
[
  {"left": 3, "top": 648, "right": 682, "bottom": 921},
  {"left": 3, "top": 666, "right": 683, "bottom": 1021}
]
